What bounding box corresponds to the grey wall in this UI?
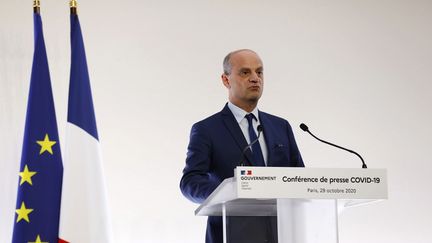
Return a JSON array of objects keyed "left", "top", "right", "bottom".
[{"left": 1, "top": 0, "right": 431, "bottom": 242}]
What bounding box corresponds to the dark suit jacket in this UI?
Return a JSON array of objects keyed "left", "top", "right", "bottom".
[{"left": 180, "top": 104, "right": 304, "bottom": 243}]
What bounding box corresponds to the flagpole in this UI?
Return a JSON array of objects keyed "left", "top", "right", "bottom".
[
  {"left": 70, "top": 0, "right": 77, "bottom": 15},
  {"left": 33, "top": 0, "right": 40, "bottom": 13}
]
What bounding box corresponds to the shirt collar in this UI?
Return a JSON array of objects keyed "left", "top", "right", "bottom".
[{"left": 227, "top": 102, "right": 260, "bottom": 124}]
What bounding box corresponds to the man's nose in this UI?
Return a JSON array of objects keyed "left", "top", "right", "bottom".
[{"left": 249, "top": 72, "right": 261, "bottom": 82}]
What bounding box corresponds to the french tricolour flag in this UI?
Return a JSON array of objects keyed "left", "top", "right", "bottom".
[{"left": 58, "top": 12, "right": 113, "bottom": 243}]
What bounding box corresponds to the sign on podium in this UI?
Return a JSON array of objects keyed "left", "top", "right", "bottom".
[{"left": 196, "top": 167, "right": 387, "bottom": 243}]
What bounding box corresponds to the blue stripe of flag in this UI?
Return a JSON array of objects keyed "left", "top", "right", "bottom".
[{"left": 67, "top": 14, "right": 98, "bottom": 140}]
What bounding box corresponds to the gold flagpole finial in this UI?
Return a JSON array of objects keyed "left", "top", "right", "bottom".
[
  {"left": 70, "top": 0, "right": 78, "bottom": 14},
  {"left": 33, "top": 0, "right": 40, "bottom": 13}
]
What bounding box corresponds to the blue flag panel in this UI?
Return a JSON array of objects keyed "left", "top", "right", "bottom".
[
  {"left": 68, "top": 14, "right": 98, "bottom": 140},
  {"left": 12, "top": 13, "right": 63, "bottom": 243}
]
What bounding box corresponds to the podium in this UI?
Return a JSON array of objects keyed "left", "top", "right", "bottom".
[{"left": 195, "top": 167, "right": 388, "bottom": 243}]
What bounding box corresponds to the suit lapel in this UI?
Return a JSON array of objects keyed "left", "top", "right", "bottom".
[{"left": 221, "top": 104, "right": 254, "bottom": 165}]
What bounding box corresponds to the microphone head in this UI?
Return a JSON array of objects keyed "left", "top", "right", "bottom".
[
  {"left": 299, "top": 123, "right": 309, "bottom": 132},
  {"left": 257, "top": 125, "right": 264, "bottom": 133}
]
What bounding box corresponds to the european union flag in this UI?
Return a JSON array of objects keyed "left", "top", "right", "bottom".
[{"left": 12, "top": 12, "right": 63, "bottom": 243}]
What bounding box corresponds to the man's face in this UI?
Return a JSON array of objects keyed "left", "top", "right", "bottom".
[{"left": 222, "top": 51, "right": 264, "bottom": 108}]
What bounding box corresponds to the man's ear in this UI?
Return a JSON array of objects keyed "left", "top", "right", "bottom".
[{"left": 221, "top": 74, "right": 230, "bottom": 88}]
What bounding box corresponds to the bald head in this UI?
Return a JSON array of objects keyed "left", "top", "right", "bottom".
[{"left": 223, "top": 49, "right": 260, "bottom": 75}]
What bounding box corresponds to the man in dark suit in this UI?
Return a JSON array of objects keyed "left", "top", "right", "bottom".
[{"left": 180, "top": 49, "right": 304, "bottom": 243}]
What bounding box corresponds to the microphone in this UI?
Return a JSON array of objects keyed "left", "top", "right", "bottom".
[
  {"left": 239, "top": 125, "right": 264, "bottom": 166},
  {"left": 300, "top": 123, "right": 367, "bottom": 169}
]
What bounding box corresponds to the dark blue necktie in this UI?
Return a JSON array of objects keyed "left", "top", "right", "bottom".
[{"left": 245, "top": 113, "right": 266, "bottom": 166}]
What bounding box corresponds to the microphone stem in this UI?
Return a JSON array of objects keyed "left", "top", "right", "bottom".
[
  {"left": 239, "top": 129, "right": 263, "bottom": 166},
  {"left": 243, "top": 132, "right": 261, "bottom": 153},
  {"left": 307, "top": 130, "right": 367, "bottom": 169}
]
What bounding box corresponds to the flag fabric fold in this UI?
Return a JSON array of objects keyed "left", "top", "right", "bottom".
[
  {"left": 58, "top": 13, "right": 113, "bottom": 243},
  {"left": 12, "top": 12, "right": 63, "bottom": 243}
]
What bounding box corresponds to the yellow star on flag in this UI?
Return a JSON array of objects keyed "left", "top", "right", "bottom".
[
  {"left": 36, "top": 134, "right": 56, "bottom": 155},
  {"left": 28, "top": 235, "right": 48, "bottom": 243},
  {"left": 19, "top": 165, "right": 37, "bottom": 186},
  {"left": 15, "top": 202, "right": 34, "bottom": 223}
]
